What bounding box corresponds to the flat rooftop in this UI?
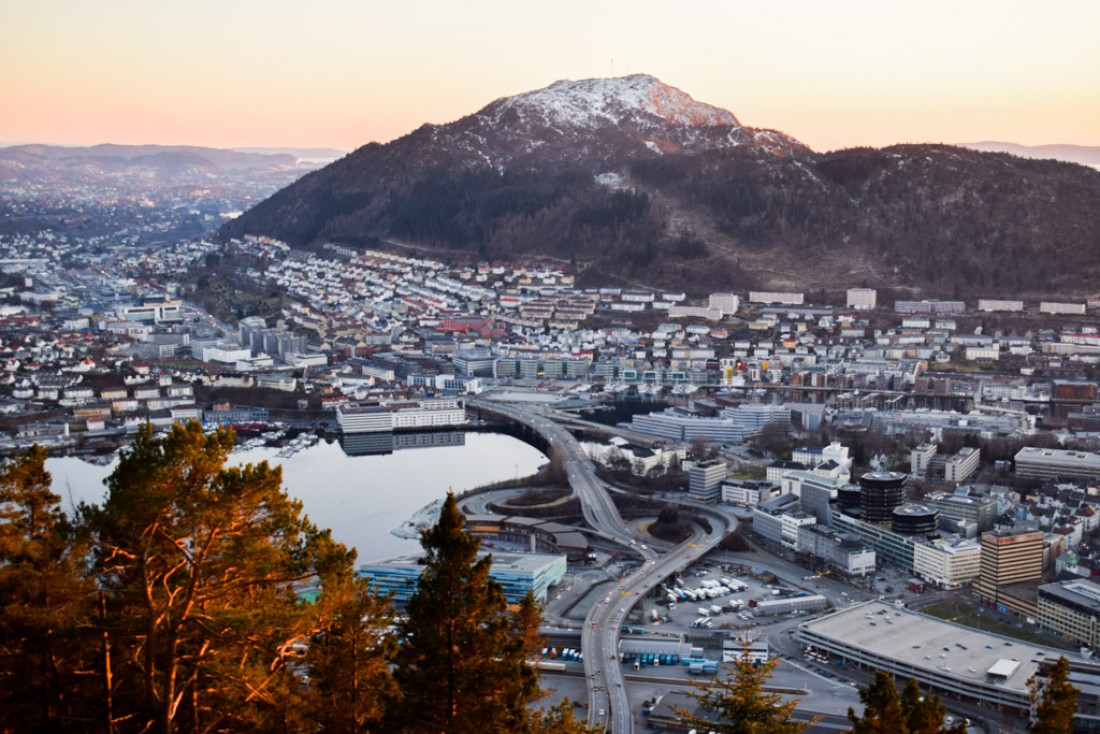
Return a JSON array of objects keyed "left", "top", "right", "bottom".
[
  {"left": 1040, "top": 578, "right": 1100, "bottom": 613},
  {"left": 800, "top": 600, "right": 1091, "bottom": 696},
  {"left": 361, "top": 549, "right": 564, "bottom": 576}
]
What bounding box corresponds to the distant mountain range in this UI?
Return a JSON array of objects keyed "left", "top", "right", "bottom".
[
  {"left": 228, "top": 146, "right": 346, "bottom": 163},
  {"left": 961, "top": 142, "right": 1100, "bottom": 170},
  {"left": 0, "top": 143, "right": 346, "bottom": 195},
  {"left": 0, "top": 143, "right": 344, "bottom": 169}
]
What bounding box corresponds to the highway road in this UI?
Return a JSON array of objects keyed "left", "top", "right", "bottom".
[{"left": 469, "top": 397, "right": 734, "bottom": 732}]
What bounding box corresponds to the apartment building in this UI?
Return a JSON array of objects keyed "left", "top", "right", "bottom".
[{"left": 846, "top": 288, "right": 877, "bottom": 311}]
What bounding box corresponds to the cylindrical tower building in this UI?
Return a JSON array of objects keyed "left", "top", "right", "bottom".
[
  {"left": 891, "top": 503, "right": 939, "bottom": 536},
  {"left": 859, "top": 471, "right": 908, "bottom": 524}
]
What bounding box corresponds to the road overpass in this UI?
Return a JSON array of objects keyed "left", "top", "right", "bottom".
[{"left": 468, "top": 396, "right": 734, "bottom": 732}]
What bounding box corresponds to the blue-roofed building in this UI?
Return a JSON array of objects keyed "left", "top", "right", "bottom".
[{"left": 359, "top": 550, "right": 567, "bottom": 607}]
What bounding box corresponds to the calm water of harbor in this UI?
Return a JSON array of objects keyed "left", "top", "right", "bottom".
[{"left": 47, "top": 432, "right": 547, "bottom": 563}]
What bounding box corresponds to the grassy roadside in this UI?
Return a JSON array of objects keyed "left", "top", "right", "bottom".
[{"left": 922, "top": 601, "right": 1068, "bottom": 647}]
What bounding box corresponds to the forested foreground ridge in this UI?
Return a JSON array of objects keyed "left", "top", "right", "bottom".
[{"left": 0, "top": 424, "right": 593, "bottom": 734}]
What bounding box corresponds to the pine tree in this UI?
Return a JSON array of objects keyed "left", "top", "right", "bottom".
[
  {"left": 680, "top": 635, "right": 812, "bottom": 734},
  {"left": 900, "top": 677, "right": 964, "bottom": 734},
  {"left": 303, "top": 576, "right": 397, "bottom": 733},
  {"left": 0, "top": 446, "right": 98, "bottom": 733},
  {"left": 387, "top": 492, "right": 543, "bottom": 733},
  {"left": 1028, "top": 656, "right": 1079, "bottom": 734},
  {"left": 530, "top": 700, "right": 600, "bottom": 734},
  {"left": 849, "top": 671, "right": 964, "bottom": 734},
  {"left": 82, "top": 422, "right": 356, "bottom": 733},
  {"left": 848, "top": 670, "right": 906, "bottom": 734}
]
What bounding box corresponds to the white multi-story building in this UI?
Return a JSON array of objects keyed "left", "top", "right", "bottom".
[
  {"left": 748, "top": 291, "right": 804, "bottom": 306},
  {"left": 724, "top": 403, "right": 791, "bottom": 438},
  {"left": 792, "top": 441, "right": 852, "bottom": 475},
  {"left": 337, "top": 398, "right": 466, "bottom": 434},
  {"left": 1040, "top": 302, "right": 1086, "bottom": 315},
  {"left": 796, "top": 524, "right": 876, "bottom": 576},
  {"left": 945, "top": 447, "right": 981, "bottom": 483},
  {"left": 846, "top": 288, "right": 877, "bottom": 311},
  {"left": 708, "top": 292, "right": 740, "bottom": 314},
  {"left": 912, "top": 538, "right": 982, "bottom": 588},
  {"left": 336, "top": 404, "right": 393, "bottom": 433},
  {"left": 115, "top": 300, "right": 183, "bottom": 323},
  {"left": 1015, "top": 447, "right": 1100, "bottom": 480},
  {"left": 201, "top": 345, "right": 252, "bottom": 365},
  {"left": 668, "top": 304, "right": 723, "bottom": 320},
  {"left": 966, "top": 345, "right": 1001, "bottom": 361},
  {"left": 390, "top": 398, "right": 467, "bottom": 430},
  {"left": 721, "top": 479, "right": 777, "bottom": 507},
  {"left": 978, "top": 299, "right": 1024, "bottom": 313},
  {"left": 911, "top": 443, "right": 938, "bottom": 476}
]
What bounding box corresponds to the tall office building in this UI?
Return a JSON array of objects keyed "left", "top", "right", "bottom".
[
  {"left": 973, "top": 528, "right": 1043, "bottom": 612},
  {"left": 689, "top": 460, "right": 727, "bottom": 504}
]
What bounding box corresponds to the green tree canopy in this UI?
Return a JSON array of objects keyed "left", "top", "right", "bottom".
[{"left": 82, "top": 422, "right": 359, "bottom": 733}]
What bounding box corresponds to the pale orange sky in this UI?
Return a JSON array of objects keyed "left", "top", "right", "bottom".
[{"left": 2, "top": 1, "right": 1098, "bottom": 152}]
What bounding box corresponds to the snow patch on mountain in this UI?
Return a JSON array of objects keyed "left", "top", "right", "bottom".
[
  {"left": 594, "top": 172, "right": 624, "bottom": 188},
  {"left": 489, "top": 74, "right": 741, "bottom": 131}
]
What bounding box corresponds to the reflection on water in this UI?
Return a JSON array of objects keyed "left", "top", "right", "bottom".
[
  {"left": 47, "top": 431, "right": 545, "bottom": 563},
  {"left": 339, "top": 430, "right": 466, "bottom": 456}
]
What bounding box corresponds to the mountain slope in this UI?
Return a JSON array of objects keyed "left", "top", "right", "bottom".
[{"left": 220, "top": 75, "right": 1100, "bottom": 297}]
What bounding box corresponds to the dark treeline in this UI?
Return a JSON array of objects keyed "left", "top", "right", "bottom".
[{"left": 0, "top": 424, "right": 593, "bottom": 734}]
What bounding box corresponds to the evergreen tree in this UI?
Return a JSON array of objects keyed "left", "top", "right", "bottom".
[
  {"left": 82, "top": 422, "right": 356, "bottom": 733},
  {"left": 680, "top": 635, "right": 811, "bottom": 734},
  {"left": 900, "top": 677, "right": 964, "bottom": 734},
  {"left": 387, "top": 492, "right": 544, "bottom": 733},
  {"left": 848, "top": 670, "right": 907, "bottom": 734},
  {"left": 849, "top": 671, "right": 964, "bottom": 734},
  {"left": 530, "top": 700, "right": 600, "bottom": 734},
  {"left": 303, "top": 576, "right": 397, "bottom": 733},
  {"left": 1028, "top": 656, "right": 1079, "bottom": 734},
  {"left": 0, "top": 446, "right": 98, "bottom": 733}
]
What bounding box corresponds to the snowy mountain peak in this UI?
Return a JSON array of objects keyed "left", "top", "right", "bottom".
[{"left": 487, "top": 74, "right": 741, "bottom": 131}]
